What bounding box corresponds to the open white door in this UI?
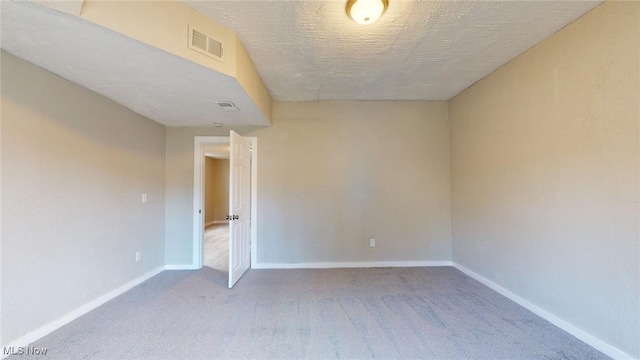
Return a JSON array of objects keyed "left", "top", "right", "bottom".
[{"left": 228, "top": 131, "right": 251, "bottom": 288}]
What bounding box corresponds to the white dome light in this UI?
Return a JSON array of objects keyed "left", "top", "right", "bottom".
[{"left": 347, "top": 0, "right": 388, "bottom": 25}]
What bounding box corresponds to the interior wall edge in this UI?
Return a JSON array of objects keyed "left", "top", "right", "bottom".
[
  {"left": 449, "top": 1, "right": 639, "bottom": 356},
  {"left": 1, "top": 51, "right": 167, "bottom": 346}
]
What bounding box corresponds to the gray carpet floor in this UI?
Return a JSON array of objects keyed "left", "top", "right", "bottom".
[{"left": 12, "top": 267, "right": 608, "bottom": 360}]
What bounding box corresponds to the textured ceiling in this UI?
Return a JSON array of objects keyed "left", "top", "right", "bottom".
[
  {"left": 182, "top": 0, "right": 603, "bottom": 101},
  {"left": 1, "top": 0, "right": 604, "bottom": 128},
  {"left": 0, "top": 1, "right": 270, "bottom": 127}
]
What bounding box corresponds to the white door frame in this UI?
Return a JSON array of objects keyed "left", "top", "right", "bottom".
[{"left": 193, "top": 136, "right": 258, "bottom": 269}]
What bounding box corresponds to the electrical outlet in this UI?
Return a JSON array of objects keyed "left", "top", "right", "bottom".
[
  {"left": 141, "top": 193, "right": 147, "bottom": 203},
  {"left": 135, "top": 251, "right": 141, "bottom": 262},
  {"left": 369, "top": 238, "right": 376, "bottom": 247}
]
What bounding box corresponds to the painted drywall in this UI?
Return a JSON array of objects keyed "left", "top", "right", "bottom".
[
  {"left": 164, "top": 101, "right": 451, "bottom": 266},
  {"left": 0, "top": 52, "right": 166, "bottom": 345},
  {"left": 257, "top": 101, "right": 451, "bottom": 264},
  {"left": 204, "top": 157, "right": 216, "bottom": 225},
  {"left": 32, "top": 0, "right": 83, "bottom": 16},
  {"left": 235, "top": 36, "right": 273, "bottom": 124},
  {"left": 204, "top": 157, "right": 229, "bottom": 224},
  {"left": 80, "top": 0, "right": 272, "bottom": 124},
  {"left": 81, "top": 0, "right": 236, "bottom": 78},
  {"left": 449, "top": 2, "right": 639, "bottom": 358}
]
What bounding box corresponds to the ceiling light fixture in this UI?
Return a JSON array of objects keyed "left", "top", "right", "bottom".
[{"left": 347, "top": 0, "right": 388, "bottom": 25}]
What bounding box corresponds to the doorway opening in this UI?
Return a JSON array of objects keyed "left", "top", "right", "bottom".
[
  {"left": 192, "top": 135, "right": 258, "bottom": 281},
  {"left": 203, "top": 153, "right": 230, "bottom": 272}
]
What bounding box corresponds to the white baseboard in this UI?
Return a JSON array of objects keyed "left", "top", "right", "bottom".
[
  {"left": 452, "top": 263, "right": 634, "bottom": 360},
  {"left": 164, "top": 264, "right": 200, "bottom": 270},
  {"left": 252, "top": 260, "right": 452, "bottom": 269},
  {"left": 1, "top": 266, "right": 165, "bottom": 358}
]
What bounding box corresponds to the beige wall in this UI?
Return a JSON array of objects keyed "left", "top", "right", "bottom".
[
  {"left": 0, "top": 52, "right": 166, "bottom": 345},
  {"left": 164, "top": 101, "right": 451, "bottom": 266},
  {"left": 204, "top": 157, "right": 230, "bottom": 224},
  {"left": 82, "top": 0, "right": 272, "bottom": 124},
  {"left": 235, "top": 37, "right": 273, "bottom": 123},
  {"left": 449, "top": 2, "right": 639, "bottom": 357},
  {"left": 82, "top": 0, "right": 237, "bottom": 78},
  {"left": 2, "top": 1, "right": 634, "bottom": 356},
  {"left": 257, "top": 101, "right": 451, "bottom": 264}
]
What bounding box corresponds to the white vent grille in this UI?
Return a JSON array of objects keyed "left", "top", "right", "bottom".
[
  {"left": 217, "top": 102, "right": 239, "bottom": 111},
  {"left": 207, "top": 37, "right": 223, "bottom": 58},
  {"left": 191, "top": 29, "right": 207, "bottom": 51},
  {"left": 188, "top": 25, "right": 224, "bottom": 62}
]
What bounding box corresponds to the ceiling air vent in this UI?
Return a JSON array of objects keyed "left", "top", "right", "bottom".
[
  {"left": 188, "top": 25, "right": 224, "bottom": 62},
  {"left": 216, "top": 101, "right": 239, "bottom": 112}
]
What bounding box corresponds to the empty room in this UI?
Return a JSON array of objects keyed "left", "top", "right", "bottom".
[{"left": 1, "top": 0, "right": 638, "bottom": 359}]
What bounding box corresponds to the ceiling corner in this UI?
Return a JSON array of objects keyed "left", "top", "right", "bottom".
[{"left": 31, "top": 0, "right": 84, "bottom": 17}]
